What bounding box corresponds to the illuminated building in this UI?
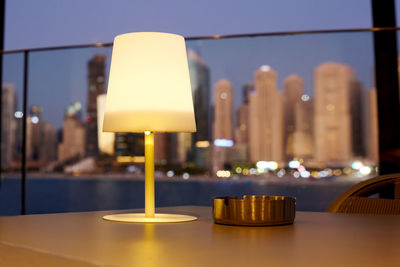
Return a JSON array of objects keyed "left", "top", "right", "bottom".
[
  {"left": 114, "top": 133, "right": 143, "bottom": 158},
  {"left": 365, "top": 89, "right": 378, "bottom": 164},
  {"left": 283, "top": 74, "right": 303, "bottom": 160},
  {"left": 40, "top": 122, "right": 57, "bottom": 162},
  {"left": 86, "top": 54, "right": 106, "bottom": 156},
  {"left": 188, "top": 49, "right": 210, "bottom": 143},
  {"left": 213, "top": 79, "right": 234, "bottom": 141},
  {"left": 289, "top": 99, "right": 314, "bottom": 160},
  {"left": 154, "top": 133, "right": 169, "bottom": 164},
  {"left": 175, "top": 50, "right": 210, "bottom": 164},
  {"left": 1, "top": 84, "right": 16, "bottom": 170},
  {"left": 58, "top": 109, "right": 86, "bottom": 162},
  {"left": 314, "top": 62, "right": 353, "bottom": 164},
  {"left": 235, "top": 83, "right": 253, "bottom": 145},
  {"left": 249, "top": 66, "right": 283, "bottom": 163},
  {"left": 29, "top": 105, "right": 42, "bottom": 161}
]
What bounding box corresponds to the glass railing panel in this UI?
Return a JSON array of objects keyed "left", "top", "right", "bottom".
[
  {"left": 1, "top": 52, "right": 25, "bottom": 215},
  {"left": 26, "top": 46, "right": 114, "bottom": 213}
]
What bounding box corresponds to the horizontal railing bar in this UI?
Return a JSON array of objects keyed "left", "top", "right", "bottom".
[{"left": 1, "top": 27, "right": 400, "bottom": 54}]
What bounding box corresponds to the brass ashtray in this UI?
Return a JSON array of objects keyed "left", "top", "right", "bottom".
[{"left": 213, "top": 195, "right": 296, "bottom": 226}]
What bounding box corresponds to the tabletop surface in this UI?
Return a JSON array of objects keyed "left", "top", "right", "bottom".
[{"left": 0, "top": 206, "right": 399, "bottom": 267}]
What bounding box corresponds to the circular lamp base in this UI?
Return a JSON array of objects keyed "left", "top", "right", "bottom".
[{"left": 103, "top": 213, "right": 197, "bottom": 223}]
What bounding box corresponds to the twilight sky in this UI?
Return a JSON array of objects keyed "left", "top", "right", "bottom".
[
  {"left": 5, "top": 0, "right": 373, "bottom": 50},
  {"left": 2, "top": 1, "right": 398, "bottom": 129}
]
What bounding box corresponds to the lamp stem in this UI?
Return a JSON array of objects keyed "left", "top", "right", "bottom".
[{"left": 144, "top": 131, "right": 155, "bottom": 217}]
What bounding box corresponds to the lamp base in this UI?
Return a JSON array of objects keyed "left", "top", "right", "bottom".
[{"left": 102, "top": 213, "right": 197, "bottom": 223}]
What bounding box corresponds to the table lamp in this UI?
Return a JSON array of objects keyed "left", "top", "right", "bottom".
[{"left": 102, "top": 32, "right": 197, "bottom": 223}]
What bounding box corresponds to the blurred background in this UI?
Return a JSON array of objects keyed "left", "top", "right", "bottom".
[{"left": 1, "top": 0, "right": 400, "bottom": 215}]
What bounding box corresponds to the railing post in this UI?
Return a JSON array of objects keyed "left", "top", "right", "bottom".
[
  {"left": 21, "top": 51, "right": 29, "bottom": 215},
  {"left": 372, "top": 0, "right": 400, "bottom": 174}
]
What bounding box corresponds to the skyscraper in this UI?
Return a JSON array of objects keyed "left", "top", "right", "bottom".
[
  {"left": 1, "top": 84, "right": 16, "bottom": 170},
  {"left": 29, "top": 105, "right": 42, "bottom": 161},
  {"left": 283, "top": 74, "right": 303, "bottom": 160},
  {"left": 290, "top": 99, "right": 314, "bottom": 160},
  {"left": 58, "top": 110, "right": 86, "bottom": 162},
  {"left": 235, "top": 84, "right": 253, "bottom": 145},
  {"left": 213, "top": 79, "right": 234, "bottom": 141},
  {"left": 40, "top": 122, "right": 57, "bottom": 162},
  {"left": 249, "top": 66, "right": 283, "bottom": 163},
  {"left": 188, "top": 49, "right": 210, "bottom": 143},
  {"left": 175, "top": 49, "right": 210, "bottom": 164},
  {"left": 86, "top": 54, "right": 107, "bottom": 156},
  {"left": 365, "top": 89, "right": 379, "bottom": 164},
  {"left": 314, "top": 62, "right": 353, "bottom": 164}
]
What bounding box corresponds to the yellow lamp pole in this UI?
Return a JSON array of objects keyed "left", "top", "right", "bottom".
[{"left": 144, "top": 131, "right": 155, "bottom": 218}]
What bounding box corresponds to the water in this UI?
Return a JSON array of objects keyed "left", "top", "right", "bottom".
[{"left": 0, "top": 176, "right": 357, "bottom": 216}]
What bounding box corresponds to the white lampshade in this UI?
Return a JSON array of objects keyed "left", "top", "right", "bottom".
[{"left": 103, "top": 32, "right": 196, "bottom": 133}]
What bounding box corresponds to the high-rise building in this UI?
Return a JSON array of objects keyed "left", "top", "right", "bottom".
[
  {"left": 28, "top": 105, "right": 43, "bottom": 161},
  {"left": 283, "top": 74, "right": 303, "bottom": 160},
  {"left": 154, "top": 133, "right": 168, "bottom": 164},
  {"left": 213, "top": 79, "right": 234, "bottom": 141},
  {"left": 58, "top": 111, "right": 86, "bottom": 162},
  {"left": 175, "top": 50, "right": 210, "bottom": 164},
  {"left": 289, "top": 99, "right": 314, "bottom": 160},
  {"left": 188, "top": 49, "right": 210, "bottom": 142},
  {"left": 365, "top": 89, "right": 379, "bottom": 164},
  {"left": 235, "top": 84, "right": 253, "bottom": 145},
  {"left": 114, "top": 133, "right": 143, "bottom": 157},
  {"left": 1, "top": 84, "right": 16, "bottom": 170},
  {"left": 86, "top": 54, "right": 107, "bottom": 156},
  {"left": 249, "top": 66, "right": 283, "bottom": 163},
  {"left": 314, "top": 62, "right": 353, "bottom": 164},
  {"left": 40, "top": 122, "right": 57, "bottom": 162}
]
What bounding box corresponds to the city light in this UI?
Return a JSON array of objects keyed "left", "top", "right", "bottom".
[
  {"left": 166, "top": 170, "right": 174, "bottom": 177},
  {"left": 256, "top": 161, "right": 278, "bottom": 171},
  {"left": 300, "top": 171, "right": 311, "bottom": 178},
  {"left": 195, "top": 141, "right": 210, "bottom": 148},
  {"left": 333, "top": 169, "right": 342, "bottom": 176},
  {"left": 14, "top": 111, "right": 23, "bottom": 118},
  {"left": 216, "top": 170, "right": 231, "bottom": 178},
  {"left": 359, "top": 166, "right": 372, "bottom": 175},
  {"left": 260, "top": 65, "right": 271, "bottom": 72},
  {"left": 301, "top": 94, "right": 310, "bottom": 101},
  {"left": 31, "top": 116, "right": 39, "bottom": 124},
  {"left": 214, "top": 139, "right": 234, "bottom": 147},
  {"left": 277, "top": 169, "right": 285, "bottom": 178},
  {"left": 116, "top": 156, "right": 145, "bottom": 163},
  {"left": 351, "top": 161, "right": 363, "bottom": 170},
  {"left": 288, "top": 160, "right": 300, "bottom": 169},
  {"left": 182, "top": 172, "right": 190, "bottom": 180},
  {"left": 297, "top": 165, "right": 306, "bottom": 172}
]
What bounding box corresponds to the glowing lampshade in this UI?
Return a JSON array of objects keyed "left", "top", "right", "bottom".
[
  {"left": 102, "top": 32, "right": 197, "bottom": 223},
  {"left": 103, "top": 32, "right": 196, "bottom": 133}
]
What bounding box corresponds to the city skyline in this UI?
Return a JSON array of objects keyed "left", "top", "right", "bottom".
[
  {"left": 1, "top": 51, "right": 380, "bottom": 173},
  {"left": 2, "top": 32, "right": 376, "bottom": 131}
]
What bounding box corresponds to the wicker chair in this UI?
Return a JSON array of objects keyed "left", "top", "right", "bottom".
[{"left": 327, "top": 173, "right": 400, "bottom": 215}]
